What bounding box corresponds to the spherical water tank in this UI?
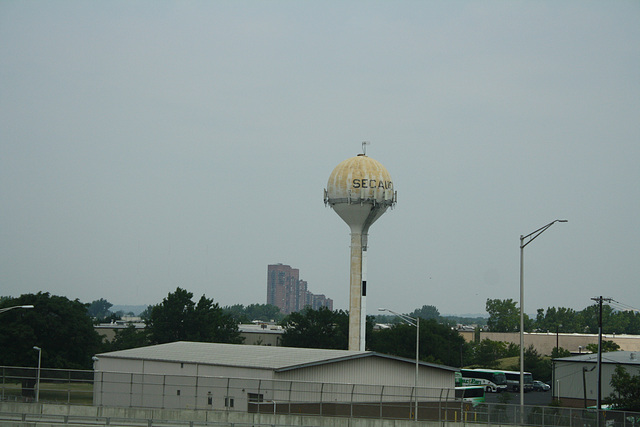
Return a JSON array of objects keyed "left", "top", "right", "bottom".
[{"left": 324, "top": 154, "right": 396, "bottom": 231}]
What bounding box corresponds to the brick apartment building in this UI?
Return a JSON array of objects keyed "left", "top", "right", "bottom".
[{"left": 267, "top": 263, "right": 333, "bottom": 314}]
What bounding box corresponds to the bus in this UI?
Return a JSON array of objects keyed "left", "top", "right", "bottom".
[
  {"left": 459, "top": 369, "right": 508, "bottom": 393},
  {"left": 455, "top": 386, "right": 486, "bottom": 404},
  {"left": 503, "top": 370, "right": 534, "bottom": 392}
]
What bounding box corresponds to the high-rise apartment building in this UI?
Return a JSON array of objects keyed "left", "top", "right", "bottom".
[
  {"left": 307, "top": 293, "right": 333, "bottom": 311},
  {"left": 267, "top": 263, "right": 298, "bottom": 313},
  {"left": 267, "top": 264, "right": 333, "bottom": 314}
]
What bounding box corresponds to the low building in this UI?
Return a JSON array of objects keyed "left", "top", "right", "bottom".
[
  {"left": 238, "top": 323, "right": 283, "bottom": 346},
  {"left": 458, "top": 331, "right": 640, "bottom": 355},
  {"left": 94, "top": 320, "right": 146, "bottom": 342},
  {"left": 93, "top": 341, "right": 457, "bottom": 412},
  {"left": 553, "top": 351, "right": 640, "bottom": 408}
]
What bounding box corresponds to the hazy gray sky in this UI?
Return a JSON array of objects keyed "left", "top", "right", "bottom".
[{"left": 2, "top": 1, "right": 638, "bottom": 316}]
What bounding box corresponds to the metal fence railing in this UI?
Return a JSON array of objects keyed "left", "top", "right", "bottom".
[
  {"left": 2, "top": 366, "right": 639, "bottom": 427},
  {"left": 0, "top": 411, "right": 309, "bottom": 427},
  {"left": 1, "top": 366, "right": 93, "bottom": 405},
  {"left": 92, "top": 370, "right": 462, "bottom": 417},
  {"left": 1, "top": 406, "right": 640, "bottom": 427}
]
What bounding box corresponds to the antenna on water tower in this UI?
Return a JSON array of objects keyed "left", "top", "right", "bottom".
[
  {"left": 324, "top": 143, "right": 396, "bottom": 351},
  {"left": 362, "top": 141, "right": 370, "bottom": 156}
]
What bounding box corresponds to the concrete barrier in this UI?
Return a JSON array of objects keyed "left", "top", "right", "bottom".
[{"left": 0, "top": 402, "right": 457, "bottom": 427}]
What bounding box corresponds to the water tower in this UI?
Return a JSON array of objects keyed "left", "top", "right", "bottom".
[{"left": 324, "top": 144, "right": 396, "bottom": 351}]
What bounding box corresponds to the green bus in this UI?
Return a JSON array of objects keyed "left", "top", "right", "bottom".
[
  {"left": 459, "top": 369, "right": 508, "bottom": 393},
  {"left": 455, "top": 386, "right": 486, "bottom": 404}
]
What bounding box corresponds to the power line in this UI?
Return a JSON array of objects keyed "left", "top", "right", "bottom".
[{"left": 607, "top": 299, "right": 640, "bottom": 313}]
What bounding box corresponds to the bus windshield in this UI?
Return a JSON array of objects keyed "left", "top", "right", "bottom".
[
  {"left": 455, "top": 386, "right": 486, "bottom": 404},
  {"left": 492, "top": 372, "right": 507, "bottom": 385}
]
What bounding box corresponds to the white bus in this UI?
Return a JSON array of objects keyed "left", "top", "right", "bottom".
[
  {"left": 459, "top": 369, "right": 508, "bottom": 393},
  {"left": 455, "top": 386, "right": 486, "bottom": 404},
  {"left": 503, "top": 370, "right": 534, "bottom": 392}
]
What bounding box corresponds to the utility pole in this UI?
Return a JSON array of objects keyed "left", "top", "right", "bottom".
[{"left": 591, "top": 296, "right": 612, "bottom": 412}]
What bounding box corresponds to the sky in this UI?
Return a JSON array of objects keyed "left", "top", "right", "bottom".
[{"left": 1, "top": 1, "right": 639, "bottom": 317}]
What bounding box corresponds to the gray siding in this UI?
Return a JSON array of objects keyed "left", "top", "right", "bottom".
[
  {"left": 94, "top": 343, "right": 456, "bottom": 410},
  {"left": 276, "top": 356, "right": 453, "bottom": 389},
  {"left": 555, "top": 360, "right": 640, "bottom": 401}
]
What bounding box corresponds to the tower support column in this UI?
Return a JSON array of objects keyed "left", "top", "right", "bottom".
[{"left": 348, "top": 231, "right": 363, "bottom": 351}]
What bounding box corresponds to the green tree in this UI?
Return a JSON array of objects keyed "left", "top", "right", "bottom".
[
  {"left": 532, "top": 304, "right": 640, "bottom": 335},
  {"left": 550, "top": 347, "right": 571, "bottom": 359},
  {"left": 502, "top": 345, "right": 552, "bottom": 383},
  {"left": 86, "top": 298, "right": 113, "bottom": 321},
  {"left": 471, "top": 339, "right": 508, "bottom": 368},
  {"left": 505, "top": 342, "right": 520, "bottom": 357},
  {"left": 618, "top": 310, "right": 640, "bottom": 335},
  {"left": 441, "top": 315, "right": 488, "bottom": 328},
  {"left": 145, "top": 288, "right": 242, "bottom": 345},
  {"left": 108, "top": 324, "right": 149, "bottom": 351},
  {"left": 245, "top": 303, "right": 283, "bottom": 322},
  {"left": 605, "top": 365, "right": 640, "bottom": 411},
  {"left": 0, "top": 293, "right": 101, "bottom": 369},
  {"left": 369, "top": 318, "right": 467, "bottom": 367},
  {"left": 224, "top": 303, "right": 283, "bottom": 323},
  {"left": 586, "top": 340, "right": 620, "bottom": 353},
  {"left": 280, "top": 307, "right": 349, "bottom": 349},
  {"left": 486, "top": 299, "right": 530, "bottom": 332},
  {"left": 224, "top": 304, "right": 251, "bottom": 323},
  {"left": 139, "top": 305, "right": 153, "bottom": 321},
  {"left": 409, "top": 305, "right": 440, "bottom": 320},
  {"left": 0, "top": 293, "right": 102, "bottom": 397},
  {"left": 578, "top": 304, "right": 616, "bottom": 334},
  {"left": 534, "top": 306, "right": 580, "bottom": 333},
  {"left": 523, "top": 345, "right": 551, "bottom": 383},
  {"left": 189, "top": 295, "right": 242, "bottom": 343}
]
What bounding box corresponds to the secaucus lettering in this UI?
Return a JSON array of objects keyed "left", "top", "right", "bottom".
[{"left": 352, "top": 179, "right": 393, "bottom": 190}]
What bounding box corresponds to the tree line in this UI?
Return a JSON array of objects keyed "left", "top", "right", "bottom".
[
  {"left": 3, "top": 292, "right": 638, "bottom": 372},
  {"left": 0, "top": 293, "right": 475, "bottom": 371},
  {"left": 485, "top": 298, "right": 640, "bottom": 335},
  {"left": 1, "top": 292, "right": 638, "bottom": 409}
]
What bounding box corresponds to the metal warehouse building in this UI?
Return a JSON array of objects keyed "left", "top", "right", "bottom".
[
  {"left": 93, "top": 341, "right": 457, "bottom": 412},
  {"left": 554, "top": 351, "right": 640, "bottom": 408}
]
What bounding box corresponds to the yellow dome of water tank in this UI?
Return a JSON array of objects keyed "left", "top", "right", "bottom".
[
  {"left": 324, "top": 154, "right": 396, "bottom": 232},
  {"left": 325, "top": 154, "right": 395, "bottom": 206}
]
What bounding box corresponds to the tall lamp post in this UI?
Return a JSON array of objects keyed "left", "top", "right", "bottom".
[
  {"left": 519, "top": 219, "right": 567, "bottom": 414},
  {"left": 33, "top": 346, "right": 41, "bottom": 403},
  {"left": 379, "top": 308, "right": 419, "bottom": 421},
  {"left": 0, "top": 305, "right": 34, "bottom": 314},
  {"left": 555, "top": 324, "right": 563, "bottom": 355}
]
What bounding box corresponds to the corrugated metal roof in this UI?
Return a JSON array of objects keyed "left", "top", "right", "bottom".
[
  {"left": 96, "top": 341, "right": 457, "bottom": 372},
  {"left": 555, "top": 351, "right": 640, "bottom": 365},
  {"left": 97, "top": 342, "right": 363, "bottom": 370}
]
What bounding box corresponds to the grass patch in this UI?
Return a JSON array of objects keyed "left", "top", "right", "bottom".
[
  {"left": 1, "top": 382, "right": 93, "bottom": 405},
  {"left": 496, "top": 357, "right": 519, "bottom": 370}
]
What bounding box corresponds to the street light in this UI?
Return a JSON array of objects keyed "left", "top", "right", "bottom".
[
  {"left": 519, "top": 219, "right": 567, "bottom": 414},
  {"left": 379, "top": 308, "right": 419, "bottom": 421},
  {"left": 33, "top": 346, "right": 41, "bottom": 403},
  {"left": 556, "top": 324, "right": 563, "bottom": 356},
  {"left": 0, "top": 305, "right": 34, "bottom": 314}
]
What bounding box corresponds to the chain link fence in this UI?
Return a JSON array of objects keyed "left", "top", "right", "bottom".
[{"left": 1, "top": 366, "right": 93, "bottom": 405}]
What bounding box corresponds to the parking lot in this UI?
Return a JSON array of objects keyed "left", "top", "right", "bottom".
[{"left": 484, "top": 389, "right": 553, "bottom": 407}]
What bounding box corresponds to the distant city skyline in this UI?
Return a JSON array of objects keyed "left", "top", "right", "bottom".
[{"left": 267, "top": 263, "right": 333, "bottom": 314}]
